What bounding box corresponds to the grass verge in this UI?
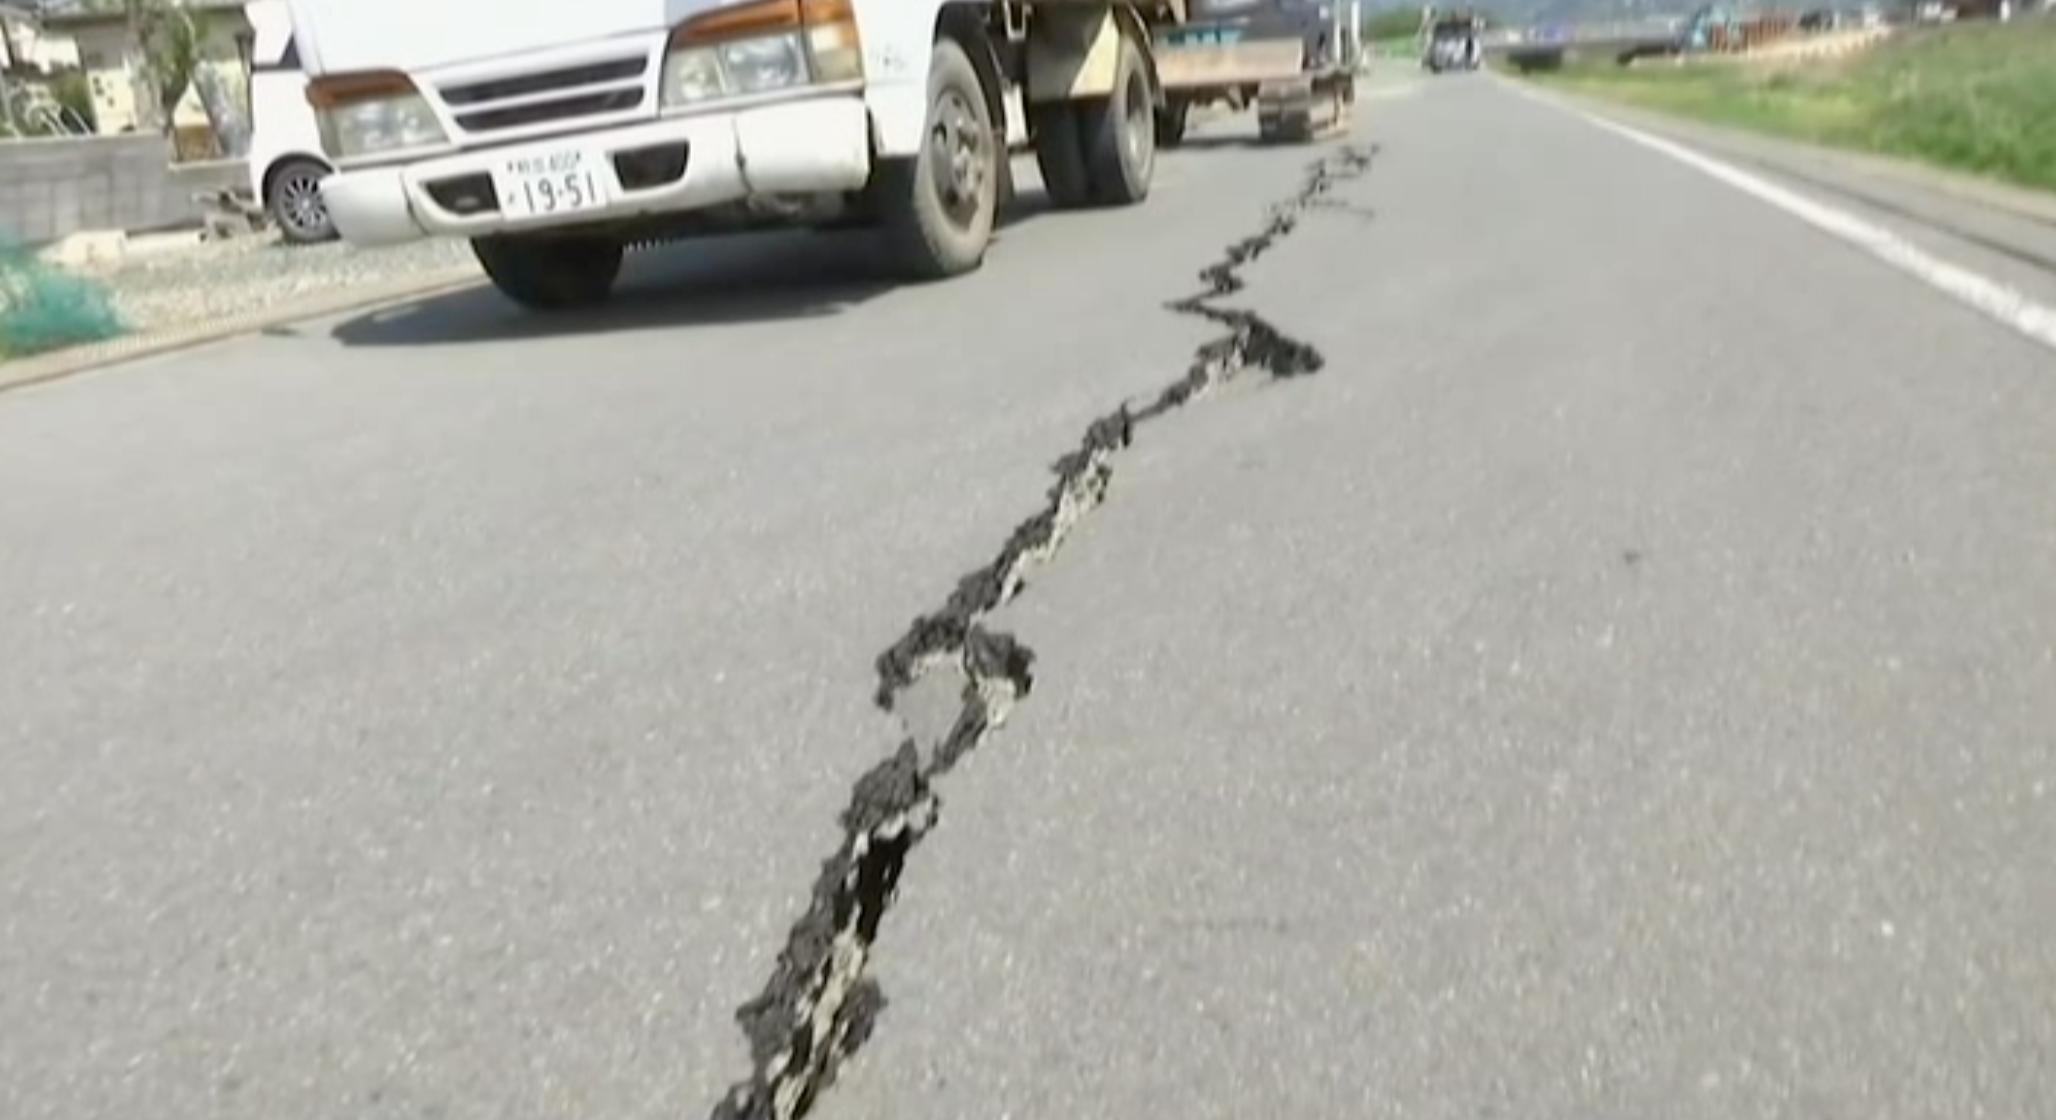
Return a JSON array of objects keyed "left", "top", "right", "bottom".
[
  {"left": 1370, "top": 35, "right": 1418, "bottom": 59},
  {"left": 1530, "top": 19, "right": 2056, "bottom": 193}
]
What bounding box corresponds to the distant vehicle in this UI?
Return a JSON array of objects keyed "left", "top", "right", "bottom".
[
  {"left": 1423, "top": 14, "right": 1481, "bottom": 72},
  {"left": 245, "top": 1, "right": 336, "bottom": 244}
]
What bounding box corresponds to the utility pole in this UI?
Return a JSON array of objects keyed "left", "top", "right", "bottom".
[{"left": 0, "top": 2, "right": 30, "bottom": 135}]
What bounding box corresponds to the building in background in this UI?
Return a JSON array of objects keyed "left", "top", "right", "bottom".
[
  {"left": 1, "top": 4, "right": 87, "bottom": 136},
  {"left": 36, "top": 0, "right": 252, "bottom": 151},
  {"left": 1, "top": 5, "right": 83, "bottom": 71}
]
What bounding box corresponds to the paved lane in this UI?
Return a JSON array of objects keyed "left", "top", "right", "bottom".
[
  {"left": 6, "top": 67, "right": 2054, "bottom": 1120},
  {"left": 0, "top": 120, "right": 1349, "bottom": 1119},
  {"left": 820, "top": 75, "right": 2056, "bottom": 1119}
]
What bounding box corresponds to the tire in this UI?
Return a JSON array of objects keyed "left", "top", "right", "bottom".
[
  {"left": 1080, "top": 34, "right": 1153, "bottom": 205},
  {"left": 877, "top": 37, "right": 998, "bottom": 280},
  {"left": 267, "top": 157, "right": 337, "bottom": 245},
  {"left": 1154, "top": 98, "right": 1189, "bottom": 148},
  {"left": 471, "top": 235, "right": 623, "bottom": 311},
  {"left": 995, "top": 142, "right": 1017, "bottom": 217},
  {"left": 1031, "top": 103, "right": 1091, "bottom": 209}
]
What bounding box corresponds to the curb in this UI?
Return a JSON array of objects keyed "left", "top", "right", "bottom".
[{"left": 0, "top": 265, "right": 484, "bottom": 398}]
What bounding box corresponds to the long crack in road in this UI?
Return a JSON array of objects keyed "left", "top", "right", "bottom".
[{"left": 708, "top": 143, "right": 1377, "bottom": 1120}]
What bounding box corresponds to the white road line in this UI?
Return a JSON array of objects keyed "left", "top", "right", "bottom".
[{"left": 1504, "top": 81, "right": 2056, "bottom": 355}]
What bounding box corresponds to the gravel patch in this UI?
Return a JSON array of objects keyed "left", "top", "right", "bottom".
[{"left": 79, "top": 234, "right": 480, "bottom": 333}]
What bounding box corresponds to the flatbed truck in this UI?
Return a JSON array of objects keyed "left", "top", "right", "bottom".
[
  {"left": 287, "top": 0, "right": 1196, "bottom": 308},
  {"left": 1150, "top": 0, "right": 1359, "bottom": 144}
]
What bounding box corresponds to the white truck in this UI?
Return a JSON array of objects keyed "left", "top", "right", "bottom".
[{"left": 285, "top": 0, "right": 1184, "bottom": 309}]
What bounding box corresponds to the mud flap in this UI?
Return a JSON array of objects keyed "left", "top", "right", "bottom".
[{"left": 1256, "top": 76, "right": 1314, "bottom": 143}]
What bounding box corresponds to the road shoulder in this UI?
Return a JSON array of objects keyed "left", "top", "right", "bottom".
[
  {"left": 1512, "top": 78, "right": 2056, "bottom": 347},
  {"left": 1535, "top": 87, "right": 2056, "bottom": 227},
  {"left": 0, "top": 265, "right": 482, "bottom": 397}
]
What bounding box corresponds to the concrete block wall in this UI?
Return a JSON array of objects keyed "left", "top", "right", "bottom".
[{"left": 0, "top": 136, "right": 247, "bottom": 245}]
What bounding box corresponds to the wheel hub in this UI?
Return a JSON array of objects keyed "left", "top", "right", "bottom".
[
  {"left": 280, "top": 175, "right": 329, "bottom": 233},
  {"left": 928, "top": 90, "right": 987, "bottom": 223}
]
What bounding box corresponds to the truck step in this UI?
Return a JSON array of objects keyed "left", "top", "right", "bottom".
[{"left": 1255, "top": 74, "right": 1348, "bottom": 143}]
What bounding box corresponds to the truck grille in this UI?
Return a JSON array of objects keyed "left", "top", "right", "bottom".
[
  {"left": 456, "top": 89, "right": 644, "bottom": 132},
  {"left": 438, "top": 56, "right": 649, "bottom": 135}
]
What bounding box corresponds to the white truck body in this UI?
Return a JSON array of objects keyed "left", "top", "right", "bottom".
[
  {"left": 285, "top": 0, "right": 1174, "bottom": 308},
  {"left": 289, "top": 0, "right": 673, "bottom": 73},
  {"left": 284, "top": 0, "right": 932, "bottom": 246}
]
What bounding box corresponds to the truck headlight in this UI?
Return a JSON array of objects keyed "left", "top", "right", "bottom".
[
  {"left": 719, "top": 33, "right": 809, "bottom": 93},
  {"left": 661, "top": 0, "right": 862, "bottom": 109},
  {"left": 306, "top": 71, "right": 448, "bottom": 160},
  {"left": 663, "top": 47, "right": 727, "bottom": 104}
]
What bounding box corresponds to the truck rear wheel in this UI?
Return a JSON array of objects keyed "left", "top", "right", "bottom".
[
  {"left": 1031, "top": 104, "right": 1092, "bottom": 208},
  {"left": 878, "top": 37, "right": 997, "bottom": 279},
  {"left": 1080, "top": 35, "right": 1153, "bottom": 204},
  {"left": 1155, "top": 98, "right": 1189, "bottom": 149},
  {"left": 471, "top": 235, "right": 623, "bottom": 310}
]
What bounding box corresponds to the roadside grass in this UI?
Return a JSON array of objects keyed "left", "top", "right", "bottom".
[
  {"left": 1370, "top": 34, "right": 1418, "bottom": 59},
  {"left": 1530, "top": 18, "right": 2056, "bottom": 192}
]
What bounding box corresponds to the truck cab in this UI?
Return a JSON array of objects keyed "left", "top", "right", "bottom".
[{"left": 288, "top": 0, "right": 1175, "bottom": 309}]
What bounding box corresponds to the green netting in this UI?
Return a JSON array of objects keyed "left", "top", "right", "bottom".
[{"left": 0, "top": 241, "right": 126, "bottom": 359}]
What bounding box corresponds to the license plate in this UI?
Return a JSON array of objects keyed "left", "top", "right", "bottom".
[{"left": 495, "top": 148, "right": 609, "bottom": 220}]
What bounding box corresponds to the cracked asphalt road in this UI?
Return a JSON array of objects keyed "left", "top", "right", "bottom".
[{"left": 5, "top": 71, "right": 2055, "bottom": 1120}]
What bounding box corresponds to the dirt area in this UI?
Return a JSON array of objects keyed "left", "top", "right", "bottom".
[{"left": 73, "top": 232, "right": 478, "bottom": 334}]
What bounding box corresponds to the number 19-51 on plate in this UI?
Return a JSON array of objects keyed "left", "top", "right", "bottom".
[{"left": 496, "top": 148, "right": 610, "bottom": 220}]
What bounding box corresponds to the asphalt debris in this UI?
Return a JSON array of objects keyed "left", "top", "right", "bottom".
[{"left": 709, "top": 143, "right": 1375, "bottom": 1120}]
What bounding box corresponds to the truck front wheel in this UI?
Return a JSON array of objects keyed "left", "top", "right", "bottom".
[
  {"left": 471, "top": 235, "right": 623, "bottom": 311},
  {"left": 877, "top": 37, "right": 997, "bottom": 279}
]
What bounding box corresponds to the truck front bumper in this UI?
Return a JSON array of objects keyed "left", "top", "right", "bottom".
[{"left": 321, "top": 94, "right": 871, "bottom": 246}]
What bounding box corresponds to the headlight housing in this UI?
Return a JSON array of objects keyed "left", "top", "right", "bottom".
[
  {"left": 661, "top": 0, "right": 863, "bottom": 110},
  {"left": 306, "top": 71, "right": 448, "bottom": 161},
  {"left": 802, "top": 0, "right": 865, "bottom": 84},
  {"left": 720, "top": 33, "right": 810, "bottom": 94}
]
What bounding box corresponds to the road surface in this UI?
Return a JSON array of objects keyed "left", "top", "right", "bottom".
[{"left": 4, "top": 72, "right": 2053, "bottom": 1120}]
